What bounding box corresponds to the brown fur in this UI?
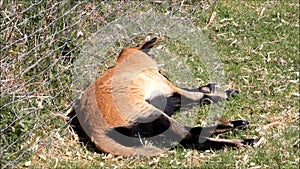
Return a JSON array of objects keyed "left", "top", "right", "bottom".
[{"left": 75, "top": 37, "right": 256, "bottom": 157}]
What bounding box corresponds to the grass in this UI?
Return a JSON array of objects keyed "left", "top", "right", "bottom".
[{"left": 1, "top": 0, "right": 299, "bottom": 168}]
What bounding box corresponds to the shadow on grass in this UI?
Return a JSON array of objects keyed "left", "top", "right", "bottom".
[{"left": 67, "top": 108, "right": 104, "bottom": 154}]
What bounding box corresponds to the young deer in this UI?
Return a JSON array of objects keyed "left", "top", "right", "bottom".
[{"left": 75, "top": 37, "right": 257, "bottom": 157}]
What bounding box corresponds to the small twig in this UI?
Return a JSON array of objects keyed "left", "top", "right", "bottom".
[
  {"left": 63, "top": 106, "right": 74, "bottom": 120},
  {"left": 204, "top": 11, "right": 217, "bottom": 30}
]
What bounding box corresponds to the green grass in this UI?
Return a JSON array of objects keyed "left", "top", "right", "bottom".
[{"left": 1, "top": 0, "right": 299, "bottom": 168}]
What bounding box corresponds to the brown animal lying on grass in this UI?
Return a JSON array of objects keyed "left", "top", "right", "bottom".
[{"left": 75, "top": 37, "right": 257, "bottom": 157}]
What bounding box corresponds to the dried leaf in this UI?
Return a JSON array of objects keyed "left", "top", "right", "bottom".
[{"left": 24, "top": 161, "right": 31, "bottom": 167}]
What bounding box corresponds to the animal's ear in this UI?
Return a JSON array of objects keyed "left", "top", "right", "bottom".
[
  {"left": 138, "top": 37, "right": 158, "bottom": 53},
  {"left": 141, "top": 37, "right": 158, "bottom": 50}
]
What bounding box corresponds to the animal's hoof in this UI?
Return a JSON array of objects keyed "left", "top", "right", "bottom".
[
  {"left": 241, "top": 138, "right": 259, "bottom": 146},
  {"left": 231, "top": 120, "right": 249, "bottom": 130},
  {"left": 226, "top": 89, "right": 240, "bottom": 98}
]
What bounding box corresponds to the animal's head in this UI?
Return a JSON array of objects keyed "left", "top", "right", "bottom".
[{"left": 116, "top": 37, "right": 159, "bottom": 64}]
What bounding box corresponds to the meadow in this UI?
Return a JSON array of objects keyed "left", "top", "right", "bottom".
[{"left": 1, "top": 0, "right": 299, "bottom": 168}]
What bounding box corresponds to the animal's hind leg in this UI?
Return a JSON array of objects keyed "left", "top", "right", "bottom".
[
  {"left": 189, "top": 119, "right": 249, "bottom": 137},
  {"left": 199, "top": 83, "right": 218, "bottom": 93},
  {"left": 178, "top": 85, "right": 239, "bottom": 103},
  {"left": 180, "top": 120, "right": 256, "bottom": 150},
  {"left": 114, "top": 105, "right": 192, "bottom": 141},
  {"left": 181, "top": 83, "right": 239, "bottom": 95},
  {"left": 182, "top": 83, "right": 219, "bottom": 93},
  {"left": 181, "top": 136, "right": 257, "bottom": 151},
  {"left": 160, "top": 78, "right": 240, "bottom": 108},
  {"left": 198, "top": 83, "right": 240, "bottom": 96},
  {"left": 161, "top": 86, "right": 239, "bottom": 116}
]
